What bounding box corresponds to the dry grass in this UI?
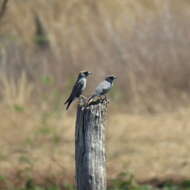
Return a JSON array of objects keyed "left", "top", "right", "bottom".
[
  {"left": 0, "top": 72, "right": 34, "bottom": 106},
  {"left": 107, "top": 108, "right": 190, "bottom": 181},
  {"left": 0, "top": 0, "right": 190, "bottom": 113},
  {"left": 1, "top": 0, "right": 190, "bottom": 188},
  {"left": 0, "top": 102, "right": 190, "bottom": 187}
]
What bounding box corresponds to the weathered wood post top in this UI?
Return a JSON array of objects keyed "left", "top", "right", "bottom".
[{"left": 75, "top": 98, "right": 108, "bottom": 190}]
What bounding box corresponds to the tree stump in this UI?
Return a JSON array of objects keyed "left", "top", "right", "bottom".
[{"left": 75, "top": 99, "right": 108, "bottom": 190}]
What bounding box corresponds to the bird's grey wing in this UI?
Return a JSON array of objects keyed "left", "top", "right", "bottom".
[
  {"left": 65, "top": 79, "right": 84, "bottom": 103},
  {"left": 95, "top": 80, "right": 111, "bottom": 95}
]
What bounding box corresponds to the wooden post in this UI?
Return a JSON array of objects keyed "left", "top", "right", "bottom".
[{"left": 75, "top": 99, "right": 108, "bottom": 190}]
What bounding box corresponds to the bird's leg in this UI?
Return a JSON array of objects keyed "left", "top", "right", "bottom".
[
  {"left": 79, "top": 95, "right": 88, "bottom": 106},
  {"left": 98, "top": 96, "right": 102, "bottom": 101},
  {"left": 106, "top": 96, "right": 110, "bottom": 104},
  {"left": 101, "top": 95, "right": 106, "bottom": 101},
  {"left": 80, "top": 95, "right": 87, "bottom": 100},
  {"left": 102, "top": 95, "right": 109, "bottom": 104}
]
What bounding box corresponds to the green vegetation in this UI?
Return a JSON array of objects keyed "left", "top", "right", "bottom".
[{"left": 3, "top": 174, "right": 190, "bottom": 190}]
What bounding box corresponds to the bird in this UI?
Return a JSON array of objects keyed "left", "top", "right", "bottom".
[
  {"left": 65, "top": 71, "right": 92, "bottom": 110},
  {"left": 89, "top": 75, "right": 117, "bottom": 101}
]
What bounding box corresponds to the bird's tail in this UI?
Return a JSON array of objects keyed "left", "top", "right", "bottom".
[
  {"left": 64, "top": 99, "right": 68, "bottom": 105},
  {"left": 65, "top": 99, "right": 72, "bottom": 110},
  {"left": 65, "top": 96, "right": 72, "bottom": 110}
]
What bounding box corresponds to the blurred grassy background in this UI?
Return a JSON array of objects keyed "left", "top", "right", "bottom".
[
  {"left": 1, "top": 0, "right": 190, "bottom": 112},
  {"left": 1, "top": 0, "right": 190, "bottom": 189}
]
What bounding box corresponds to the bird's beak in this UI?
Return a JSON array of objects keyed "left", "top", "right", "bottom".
[
  {"left": 114, "top": 76, "right": 117, "bottom": 79},
  {"left": 88, "top": 72, "right": 92, "bottom": 75}
]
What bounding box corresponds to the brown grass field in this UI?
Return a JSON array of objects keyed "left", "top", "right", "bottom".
[
  {"left": 1, "top": 0, "right": 190, "bottom": 188},
  {"left": 0, "top": 101, "right": 190, "bottom": 187}
]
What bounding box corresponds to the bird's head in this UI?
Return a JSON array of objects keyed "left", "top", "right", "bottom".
[
  {"left": 79, "top": 71, "right": 92, "bottom": 78},
  {"left": 105, "top": 75, "right": 117, "bottom": 83}
]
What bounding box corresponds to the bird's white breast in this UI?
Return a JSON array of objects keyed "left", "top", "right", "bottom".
[
  {"left": 80, "top": 78, "right": 87, "bottom": 91},
  {"left": 95, "top": 80, "right": 111, "bottom": 95}
]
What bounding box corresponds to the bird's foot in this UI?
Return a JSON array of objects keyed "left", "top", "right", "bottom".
[
  {"left": 79, "top": 95, "right": 88, "bottom": 107},
  {"left": 80, "top": 95, "right": 87, "bottom": 100},
  {"left": 101, "top": 96, "right": 109, "bottom": 104},
  {"left": 99, "top": 95, "right": 106, "bottom": 102}
]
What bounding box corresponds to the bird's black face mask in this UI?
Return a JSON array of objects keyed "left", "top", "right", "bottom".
[
  {"left": 105, "top": 75, "right": 117, "bottom": 83},
  {"left": 80, "top": 71, "right": 92, "bottom": 77}
]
